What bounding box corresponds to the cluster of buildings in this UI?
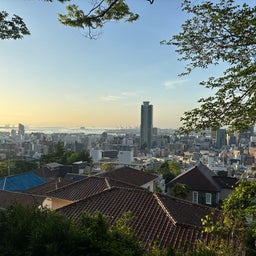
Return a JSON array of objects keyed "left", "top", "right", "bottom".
[
  {"left": 0, "top": 102, "right": 255, "bottom": 178},
  {"left": 0, "top": 161, "right": 246, "bottom": 253},
  {"left": 0, "top": 101, "right": 254, "bottom": 253},
  {"left": 0, "top": 164, "right": 228, "bottom": 251}
]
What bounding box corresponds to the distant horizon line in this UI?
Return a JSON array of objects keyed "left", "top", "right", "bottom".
[
  {"left": 0, "top": 123, "right": 178, "bottom": 131},
  {"left": 0, "top": 124, "right": 178, "bottom": 130}
]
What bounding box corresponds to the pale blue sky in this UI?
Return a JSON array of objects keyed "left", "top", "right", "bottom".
[{"left": 0, "top": 0, "right": 224, "bottom": 129}]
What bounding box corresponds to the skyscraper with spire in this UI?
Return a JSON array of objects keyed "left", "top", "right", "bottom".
[{"left": 140, "top": 101, "right": 153, "bottom": 153}]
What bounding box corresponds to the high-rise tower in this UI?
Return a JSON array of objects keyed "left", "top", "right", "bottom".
[
  {"left": 140, "top": 101, "right": 153, "bottom": 152},
  {"left": 18, "top": 123, "right": 25, "bottom": 141}
]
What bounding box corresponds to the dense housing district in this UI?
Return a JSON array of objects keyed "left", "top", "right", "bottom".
[{"left": 0, "top": 119, "right": 255, "bottom": 254}]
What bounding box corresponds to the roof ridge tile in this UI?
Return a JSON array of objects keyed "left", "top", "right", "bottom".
[
  {"left": 153, "top": 193, "right": 177, "bottom": 225},
  {"left": 104, "top": 177, "right": 111, "bottom": 189}
]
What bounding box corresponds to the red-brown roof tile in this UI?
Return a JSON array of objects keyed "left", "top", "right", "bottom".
[
  {"left": 0, "top": 190, "right": 46, "bottom": 209},
  {"left": 33, "top": 165, "right": 70, "bottom": 180},
  {"left": 25, "top": 177, "right": 73, "bottom": 196},
  {"left": 158, "top": 194, "right": 218, "bottom": 227},
  {"left": 47, "top": 176, "right": 143, "bottom": 201},
  {"left": 58, "top": 187, "right": 214, "bottom": 250}
]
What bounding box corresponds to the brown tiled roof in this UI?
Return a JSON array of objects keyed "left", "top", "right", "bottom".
[
  {"left": 167, "top": 163, "right": 220, "bottom": 192},
  {"left": 25, "top": 178, "right": 73, "bottom": 196},
  {"left": 97, "top": 166, "right": 158, "bottom": 186},
  {"left": 47, "top": 176, "right": 143, "bottom": 201},
  {"left": 212, "top": 176, "right": 239, "bottom": 189},
  {"left": 159, "top": 194, "right": 217, "bottom": 227},
  {"left": 0, "top": 190, "right": 46, "bottom": 209},
  {"left": 33, "top": 167, "right": 60, "bottom": 180},
  {"left": 33, "top": 165, "right": 70, "bottom": 180},
  {"left": 58, "top": 187, "right": 214, "bottom": 250}
]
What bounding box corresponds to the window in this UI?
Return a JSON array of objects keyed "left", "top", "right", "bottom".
[
  {"left": 206, "top": 193, "right": 212, "bottom": 205},
  {"left": 192, "top": 191, "right": 198, "bottom": 204}
]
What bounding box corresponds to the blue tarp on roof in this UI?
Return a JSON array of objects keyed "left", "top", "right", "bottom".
[{"left": 0, "top": 172, "right": 46, "bottom": 191}]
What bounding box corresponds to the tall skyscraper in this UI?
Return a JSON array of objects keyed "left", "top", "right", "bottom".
[
  {"left": 140, "top": 101, "right": 153, "bottom": 152},
  {"left": 215, "top": 129, "right": 227, "bottom": 149},
  {"left": 18, "top": 123, "right": 25, "bottom": 141}
]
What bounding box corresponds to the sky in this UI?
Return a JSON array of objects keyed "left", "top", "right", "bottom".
[{"left": 0, "top": 0, "right": 225, "bottom": 129}]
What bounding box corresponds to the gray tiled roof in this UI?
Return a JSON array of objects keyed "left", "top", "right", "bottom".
[
  {"left": 212, "top": 176, "right": 238, "bottom": 189},
  {"left": 167, "top": 163, "right": 220, "bottom": 192}
]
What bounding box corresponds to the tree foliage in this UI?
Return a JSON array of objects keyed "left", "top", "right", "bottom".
[
  {"left": 202, "top": 179, "right": 256, "bottom": 255},
  {"left": 158, "top": 161, "right": 182, "bottom": 184},
  {"left": 0, "top": 203, "right": 145, "bottom": 256},
  {"left": 40, "top": 141, "right": 92, "bottom": 166},
  {"left": 101, "top": 162, "right": 114, "bottom": 172},
  {"left": 0, "top": 158, "right": 38, "bottom": 177},
  {"left": 1, "top": 0, "right": 154, "bottom": 40},
  {"left": 2, "top": 0, "right": 255, "bottom": 134},
  {"left": 1, "top": 203, "right": 230, "bottom": 256},
  {"left": 171, "top": 183, "right": 189, "bottom": 199},
  {"left": 58, "top": 0, "right": 140, "bottom": 39},
  {"left": 0, "top": 11, "right": 30, "bottom": 39},
  {"left": 164, "top": 0, "right": 256, "bottom": 133}
]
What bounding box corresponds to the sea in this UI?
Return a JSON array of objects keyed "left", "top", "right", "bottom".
[{"left": 0, "top": 125, "right": 140, "bottom": 135}]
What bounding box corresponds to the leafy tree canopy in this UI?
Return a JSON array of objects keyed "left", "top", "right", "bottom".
[
  {"left": 171, "top": 183, "right": 189, "bottom": 199},
  {"left": 0, "top": 11, "right": 30, "bottom": 39},
  {"left": 202, "top": 179, "right": 256, "bottom": 255},
  {"left": 3, "top": 0, "right": 255, "bottom": 134},
  {"left": 158, "top": 161, "right": 182, "bottom": 184},
  {"left": 163, "top": 0, "right": 256, "bottom": 134},
  {"left": 0, "top": 203, "right": 228, "bottom": 255},
  {"left": 1, "top": 0, "right": 154, "bottom": 40},
  {"left": 0, "top": 203, "right": 145, "bottom": 256},
  {"left": 0, "top": 158, "right": 38, "bottom": 177},
  {"left": 101, "top": 162, "right": 114, "bottom": 172},
  {"left": 40, "top": 141, "right": 92, "bottom": 166}
]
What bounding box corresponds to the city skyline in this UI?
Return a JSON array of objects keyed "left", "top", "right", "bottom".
[{"left": 1, "top": 1, "right": 225, "bottom": 129}]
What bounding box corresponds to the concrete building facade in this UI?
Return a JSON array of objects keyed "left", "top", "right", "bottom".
[{"left": 140, "top": 101, "right": 153, "bottom": 153}]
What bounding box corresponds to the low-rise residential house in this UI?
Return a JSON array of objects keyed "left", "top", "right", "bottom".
[
  {"left": 46, "top": 176, "right": 144, "bottom": 210},
  {"left": 58, "top": 187, "right": 217, "bottom": 251},
  {"left": 44, "top": 162, "right": 64, "bottom": 171},
  {"left": 42, "top": 196, "right": 73, "bottom": 210},
  {"left": 0, "top": 189, "right": 72, "bottom": 211},
  {"left": 34, "top": 163, "right": 72, "bottom": 180},
  {"left": 25, "top": 177, "right": 73, "bottom": 196},
  {"left": 212, "top": 176, "right": 238, "bottom": 203},
  {"left": 0, "top": 190, "right": 46, "bottom": 209},
  {"left": 96, "top": 166, "right": 159, "bottom": 191},
  {"left": 0, "top": 172, "right": 46, "bottom": 192},
  {"left": 166, "top": 163, "right": 238, "bottom": 207}
]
